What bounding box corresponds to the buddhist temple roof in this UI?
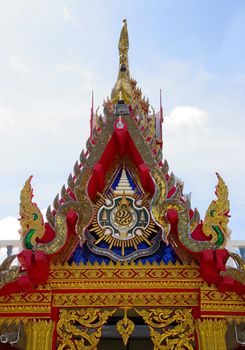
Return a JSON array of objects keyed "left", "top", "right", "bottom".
[{"left": 0, "top": 19, "right": 244, "bottom": 298}]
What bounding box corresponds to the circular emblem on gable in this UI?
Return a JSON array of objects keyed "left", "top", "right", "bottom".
[
  {"left": 86, "top": 167, "right": 162, "bottom": 261},
  {"left": 109, "top": 195, "right": 138, "bottom": 239}
]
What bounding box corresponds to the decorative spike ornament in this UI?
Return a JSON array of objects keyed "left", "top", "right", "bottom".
[
  {"left": 116, "top": 309, "right": 135, "bottom": 346},
  {"left": 111, "top": 19, "right": 132, "bottom": 104},
  {"left": 73, "top": 161, "right": 80, "bottom": 177}
]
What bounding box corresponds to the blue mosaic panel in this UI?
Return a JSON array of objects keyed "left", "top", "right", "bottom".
[{"left": 68, "top": 241, "right": 180, "bottom": 265}]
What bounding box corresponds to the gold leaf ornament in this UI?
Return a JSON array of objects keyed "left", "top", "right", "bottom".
[{"left": 116, "top": 309, "right": 135, "bottom": 346}]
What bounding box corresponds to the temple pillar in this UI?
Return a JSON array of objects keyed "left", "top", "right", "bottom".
[
  {"left": 196, "top": 319, "right": 228, "bottom": 350},
  {"left": 25, "top": 319, "right": 54, "bottom": 350}
]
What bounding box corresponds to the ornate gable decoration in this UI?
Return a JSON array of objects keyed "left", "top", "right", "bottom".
[
  {"left": 0, "top": 19, "right": 244, "bottom": 297},
  {"left": 87, "top": 165, "right": 161, "bottom": 261}
]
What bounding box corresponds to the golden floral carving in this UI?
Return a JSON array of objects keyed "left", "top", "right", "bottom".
[
  {"left": 57, "top": 308, "right": 115, "bottom": 350},
  {"left": 136, "top": 308, "right": 195, "bottom": 350},
  {"left": 116, "top": 309, "right": 135, "bottom": 346}
]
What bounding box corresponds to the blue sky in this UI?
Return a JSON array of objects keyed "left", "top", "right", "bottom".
[{"left": 0, "top": 0, "right": 244, "bottom": 241}]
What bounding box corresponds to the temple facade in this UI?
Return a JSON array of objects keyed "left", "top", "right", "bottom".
[{"left": 0, "top": 20, "right": 244, "bottom": 350}]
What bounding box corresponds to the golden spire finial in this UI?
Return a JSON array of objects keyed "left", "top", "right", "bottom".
[
  {"left": 119, "top": 19, "right": 129, "bottom": 74},
  {"left": 111, "top": 19, "right": 132, "bottom": 104}
]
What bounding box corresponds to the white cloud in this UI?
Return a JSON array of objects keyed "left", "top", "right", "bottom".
[
  {"left": 41, "top": 208, "right": 47, "bottom": 219},
  {"left": 0, "top": 208, "right": 47, "bottom": 242},
  {"left": 0, "top": 107, "right": 14, "bottom": 127},
  {"left": 62, "top": 4, "right": 71, "bottom": 24},
  {"left": 10, "top": 55, "right": 32, "bottom": 74},
  {"left": 56, "top": 63, "right": 82, "bottom": 74},
  {"left": 165, "top": 106, "right": 208, "bottom": 131},
  {"left": 0, "top": 216, "right": 20, "bottom": 240},
  {"left": 61, "top": 4, "right": 82, "bottom": 30},
  {"left": 55, "top": 62, "right": 94, "bottom": 89}
]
